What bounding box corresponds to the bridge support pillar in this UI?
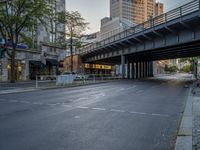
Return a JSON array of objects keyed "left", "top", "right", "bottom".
[
  {"left": 147, "top": 61, "right": 150, "bottom": 77},
  {"left": 121, "top": 55, "right": 125, "bottom": 79},
  {"left": 148, "top": 61, "right": 153, "bottom": 77},
  {"left": 145, "top": 61, "right": 148, "bottom": 78},
  {"left": 139, "top": 62, "right": 142, "bottom": 78},
  {"left": 143, "top": 61, "right": 145, "bottom": 78},
  {"left": 132, "top": 61, "right": 135, "bottom": 79},
  {"left": 127, "top": 59, "right": 130, "bottom": 79},
  {"left": 136, "top": 61, "right": 139, "bottom": 79}
]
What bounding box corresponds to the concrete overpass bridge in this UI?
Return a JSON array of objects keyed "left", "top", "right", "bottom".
[{"left": 80, "top": 0, "right": 200, "bottom": 78}]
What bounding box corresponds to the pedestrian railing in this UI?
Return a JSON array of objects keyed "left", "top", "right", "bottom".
[{"left": 35, "top": 74, "right": 122, "bottom": 89}]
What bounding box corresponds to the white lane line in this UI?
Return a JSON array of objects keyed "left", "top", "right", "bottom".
[
  {"left": 55, "top": 103, "right": 61, "bottom": 105},
  {"left": 76, "top": 97, "right": 88, "bottom": 101},
  {"left": 129, "top": 111, "right": 147, "bottom": 115},
  {"left": 19, "top": 101, "right": 30, "bottom": 104},
  {"left": 126, "top": 86, "right": 136, "bottom": 90},
  {"left": 9, "top": 100, "right": 18, "bottom": 103},
  {"left": 76, "top": 106, "right": 89, "bottom": 109},
  {"left": 151, "top": 113, "right": 169, "bottom": 117},
  {"left": 99, "top": 93, "right": 106, "bottom": 97},
  {"left": 136, "top": 90, "right": 144, "bottom": 94},
  {"left": 110, "top": 109, "right": 125, "bottom": 113},
  {"left": 92, "top": 107, "right": 106, "bottom": 111},
  {"left": 74, "top": 116, "right": 80, "bottom": 119},
  {"left": 32, "top": 102, "right": 43, "bottom": 105},
  {"left": 46, "top": 103, "right": 57, "bottom": 106},
  {"left": 63, "top": 104, "right": 73, "bottom": 107},
  {"left": 129, "top": 111, "right": 169, "bottom": 117}
]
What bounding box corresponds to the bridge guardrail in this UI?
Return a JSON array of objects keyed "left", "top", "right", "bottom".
[{"left": 80, "top": 0, "right": 200, "bottom": 55}]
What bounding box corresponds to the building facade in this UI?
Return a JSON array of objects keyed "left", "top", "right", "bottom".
[
  {"left": 37, "top": 0, "right": 66, "bottom": 45},
  {"left": 155, "top": 2, "right": 164, "bottom": 16},
  {"left": 0, "top": 43, "right": 66, "bottom": 81},
  {"left": 110, "top": 0, "right": 163, "bottom": 24},
  {"left": 100, "top": 17, "right": 136, "bottom": 40},
  {"left": 0, "top": 0, "right": 67, "bottom": 81}
]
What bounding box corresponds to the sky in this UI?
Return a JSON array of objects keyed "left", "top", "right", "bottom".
[{"left": 65, "top": 0, "right": 193, "bottom": 34}]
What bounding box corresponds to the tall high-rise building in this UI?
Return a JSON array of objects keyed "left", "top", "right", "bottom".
[
  {"left": 110, "top": 0, "right": 163, "bottom": 24},
  {"left": 132, "top": 0, "right": 155, "bottom": 24},
  {"left": 155, "top": 2, "right": 164, "bottom": 16},
  {"left": 110, "top": 0, "right": 134, "bottom": 23}
]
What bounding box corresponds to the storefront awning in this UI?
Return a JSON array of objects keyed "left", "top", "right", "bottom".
[
  {"left": 46, "top": 59, "right": 58, "bottom": 66},
  {"left": 29, "top": 60, "right": 45, "bottom": 68}
]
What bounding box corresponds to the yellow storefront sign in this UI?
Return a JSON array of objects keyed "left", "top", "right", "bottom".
[{"left": 84, "top": 64, "right": 112, "bottom": 70}]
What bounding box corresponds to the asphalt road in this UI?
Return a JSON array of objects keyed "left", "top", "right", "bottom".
[{"left": 0, "top": 76, "right": 191, "bottom": 150}]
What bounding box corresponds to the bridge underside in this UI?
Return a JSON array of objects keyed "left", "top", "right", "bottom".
[
  {"left": 91, "top": 40, "right": 200, "bottom": 65},
  {"left": 81, "top": 11, "right": 200, "bottom": 64},
  {"left": 80, "top": 3, "right": 200, "bottom": 78}
]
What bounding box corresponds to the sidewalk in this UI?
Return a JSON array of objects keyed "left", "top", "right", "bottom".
[
  {"left": 192, "top": 87, "right": 200, "bottom": 150},
  {"left": 0, "top": 81, "right": 37, "bottom": 94},
  {"left": 175, "top": 80, "right": 200, "bottom": 150}
]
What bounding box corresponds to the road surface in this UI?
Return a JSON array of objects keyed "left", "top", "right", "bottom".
[{"left": 0, "top": 76, "right": 191, "bottom": 150}]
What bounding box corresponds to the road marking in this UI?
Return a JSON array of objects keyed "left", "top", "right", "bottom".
[
  {"left": 32, "top": 102, "right": 43, "bottom": 105},
  {"left": 110, "top": 109, "right": 125, "bottom": 113},
  {"left": 99, "top": 93, "right": 106, "bottom": 97},
  {"left": 74, "top": 116, "right": 80, "bottom": 119},
  {"left": 9, "top": 100, "right": 18, "bottom": 103},
  {"left": 129, "top": 111, "right": 169, "bottom": 117},
  {"left": 20, "top": 101, "right": 30, "bottom": 104},
  {"left": 136, "top": 90, "right": 143, "bottom": 93},
  {"left": 126, "top": 86, "right": 136, "bottom": 90},
  {"left": 63, "top": 104, "right": 73, "bottom": 107},
  {"left": 92, "top": 107, "right": 106, "bottom": 111},
  {"left": 55, "top": 103, "right": 61, "bottom": 105},
  {"left": 129, "top": 111, "right": 147, "bottom": 115},
  {"left": 151, "top": 113, "right": 169, "bottom": 117},
  {"left": 76, "top": 97, "right": 88, "bottom": 101},
  {"left": 47, "top": 103, "right": 57, "bottom": 106},
  {"left": 120, "top": 88, "right": 125, "bottom": 91},
  {"left": 76, "top": 106, "right": 89, "bottom": 109}
]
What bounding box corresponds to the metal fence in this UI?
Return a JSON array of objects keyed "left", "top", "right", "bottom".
[
  {"left": 80, "top": 0, "right": 199, "bottom": 55},
  {"left": 35, "top": 74, "right": 122, "bottom": 89}
]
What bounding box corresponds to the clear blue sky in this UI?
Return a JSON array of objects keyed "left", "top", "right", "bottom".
[{"left": 66, "top": 0, "right": 193, "bottom": 34}]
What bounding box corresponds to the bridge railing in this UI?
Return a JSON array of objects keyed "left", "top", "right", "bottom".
[{"left": 80, "top": 0, "right": 199, "bottom": 55}]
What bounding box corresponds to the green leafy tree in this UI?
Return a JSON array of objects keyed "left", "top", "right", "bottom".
[
  {"left": 0, "top": 0, "right": 53, "bottom": 82},
  {"left": 57, "top": 11, "right": 89, "bottom": 72},
  {"left": 165, "top": 65, "right": 178, "bottom": 73},
  {"left": 181, "top": 64, "right": 192, "bottom": 73}
]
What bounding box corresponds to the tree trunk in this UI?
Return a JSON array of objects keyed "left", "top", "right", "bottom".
[
  {"left": 70, "top": 36, "right": 73, "bottom": 72},
  {"left": 10, "top": 47, "right": 16, "bottom": 83}
]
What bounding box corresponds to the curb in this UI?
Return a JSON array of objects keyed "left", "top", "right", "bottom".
[
  {"left": 174, "top": 88, "right": 193, "bottom": 150},
  {"left": 0, "top": 80, "right": 118, "bottom": 95},
  {"left": 0, "top": 88, "right": 39, "bottom": 95}
]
